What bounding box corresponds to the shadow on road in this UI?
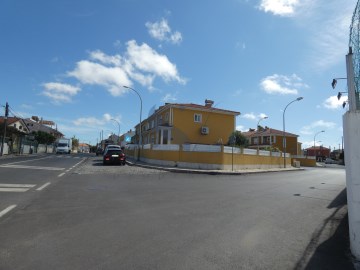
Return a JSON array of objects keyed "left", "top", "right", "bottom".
[{"left": 294, "top": 188, "right": 354, "bottom": 270}]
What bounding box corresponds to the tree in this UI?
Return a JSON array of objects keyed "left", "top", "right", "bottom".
[
  {"left": 228, "top": 131, "right": 249, "bottom": 147},
  {"left": 72, "top": 136, "right": 79, "bottom": 151},
  {"left": 32, "top": 131, "right": 56, "bottom": 145}
]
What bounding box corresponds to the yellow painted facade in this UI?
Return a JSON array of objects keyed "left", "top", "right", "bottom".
[{"left": 135, "top": 101, "right": 240, "bottom": 146}]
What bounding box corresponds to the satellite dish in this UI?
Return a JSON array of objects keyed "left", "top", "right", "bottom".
[{"left": 148, "top": 104, "right": 157, "bottom": 117}]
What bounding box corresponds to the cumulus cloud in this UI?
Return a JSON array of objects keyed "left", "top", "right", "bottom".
[
  {"left": 64, "top": 40, "right": 185, "bottom": 98},
  {"left": 162, "top": 93, "right": 178, "bottom": 102},
  {"left": 73, "top": 113, "right": 120, "bottom": 127},
  {"left": 236, "top": 125, "right": 247, "bottom": 132},
  {"left": 145, "top": 18, "right": 182, "bottom": 44},
  {"left": 260, "top": 74, "right": 307, "bottom": 95},
  {"left": 323, "top": 95, "right": 348, "bottom": 110},
  {"left": 126, "top": 40, "right": 185, "bottom": 84},
  {"left": 42, "top": 82, "right": 81, "bottom": 104},
  {"left": 258, "top": 0, "right": 300, "bottom": 16},
  {"left": 241, "top": 112, "right": 268, "bottom": 121},
  {"left": 300, "top": 120, "right": 336, "bottom": 135}
]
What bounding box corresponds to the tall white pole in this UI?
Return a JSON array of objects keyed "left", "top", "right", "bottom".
[{"left": 344, "top": 47, "right": 360, "bottom": 260}]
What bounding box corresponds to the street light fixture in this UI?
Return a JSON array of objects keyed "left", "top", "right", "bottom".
[
  {"left": 123, "top": 86, "right": 143, "bottom": 160},
  {"left": 110, "top": 118, "right": 120, "bottom": 145},
  {"left": 283, "top": 97, "right": 303, "bottom": 168},
  {"left": 257, "top": 116, "right": 268, "bottom": 151},
  {"left": 314, "top": 130, "right": 325, "bottom": 161}
]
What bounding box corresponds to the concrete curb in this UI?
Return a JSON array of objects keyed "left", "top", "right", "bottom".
[{"left": 126, "top": 159, "right": 304, "bottom": 175}]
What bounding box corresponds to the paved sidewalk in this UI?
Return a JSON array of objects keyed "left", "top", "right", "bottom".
[{"left": 126, "top": 158, "right": 304, "bottom": 175}]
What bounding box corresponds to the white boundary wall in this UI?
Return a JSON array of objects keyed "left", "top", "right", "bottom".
[{"left": 343, "top": 111, "right": 360, "bottom": 259}]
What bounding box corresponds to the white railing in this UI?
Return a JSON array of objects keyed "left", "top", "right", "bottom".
[
  {"left": 153, "top": 144, "right": 180, "bottom": 151},
  {"left": 223, "top": 146, "right": 241, "bottom": 154},
  {"left": 271, "top": 152, "right": 281, "bottom": 157},
  {"left": 243, "top": 148, "right": 257, "bottom": 155},
  {"left": 143, "top": 144, "right": 151, "bottom": 150},
  {"left": 182, "top": 144, "right": 221, "bottom": 152},
  {"left": 259, "top": 150, "right": 271, "bottom": 156},
  {"left": 292, "top": 155, "right": 315, "bottom": 159}
]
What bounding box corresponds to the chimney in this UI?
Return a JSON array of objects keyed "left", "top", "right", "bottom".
[{"left": 205, "top": 99, "right": 214, "bottom": 108}]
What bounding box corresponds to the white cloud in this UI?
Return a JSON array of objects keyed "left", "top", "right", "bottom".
[
  {"left": 260, "top": 74, "right": 307, "bottom": 95},
  {"left": 242, "top": 113, "right": 257, "bottom": 120},
  {"left": 68, "top": 60, "right": 131, "bottom": 96},
  {"left": 126, "top": 40, "right": 185, "bottom": 84},
  {"left": 65, "top": 40, "right": 185, "bottom": 98},
  {"left": 258, "top": 0, "right": 300, "bottom": 16},
  {"left": 323, "top": 95, "right": 348, "bottom": 110},
  {"left": 162, "top": 93, "right": 177, "bottom": 102},
  {"left": 300, "top": 120, "right": 336, "bottom": 135},
  {"left": 236, "top": 125, "right": 247, "bottom": 132},
  {"left": 42, "top": 82, "right": 81, "bottom": 104},
  {"left": 241, "top": 112, "right": 268, "bottom": 121},
  {"left": 145, "top": 18, "right": 182, "bottom": 44},
  {"left": 73, "top": 113, "right": 119, "bottom": 127}
]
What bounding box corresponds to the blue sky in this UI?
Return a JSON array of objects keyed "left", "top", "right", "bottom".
[{"left": 0, "top": 0, "right": 356, "bottom": 150}]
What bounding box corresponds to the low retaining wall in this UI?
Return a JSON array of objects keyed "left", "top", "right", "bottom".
[{"left": 125, "top": 144, "right": 291, "bottom": 170}]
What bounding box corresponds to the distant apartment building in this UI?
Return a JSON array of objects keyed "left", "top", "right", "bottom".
[{"left": 242, "top": 126, "right": 301, "bottom": 155}]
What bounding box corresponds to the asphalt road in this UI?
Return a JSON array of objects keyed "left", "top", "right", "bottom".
[{"left": 0, "top": 154, "right": 353, "bottom": 269}]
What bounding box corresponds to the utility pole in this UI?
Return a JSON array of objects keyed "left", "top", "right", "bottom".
[{"left": 0, "top": 102, "right": 9, "bottom": 156}]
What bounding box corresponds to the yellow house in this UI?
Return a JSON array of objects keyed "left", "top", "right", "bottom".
[
  {"left": 242, "top": 126, "right": 300, "bottom": 155},
  {"left": 134, "top": 100, "right": 240, "bottom": 145}
]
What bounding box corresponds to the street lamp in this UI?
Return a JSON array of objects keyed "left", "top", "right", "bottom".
[
  {"left": 110, "top": 118, "right": 120, "bottom": 145},
  {"left": 314, "top": 130, "right": 325, "bottom": 161},
  {"left": 257, "top": 116, "right": 268, "bottom": 151},
  {"left": 123, "top": 86, "right": 143, "bottom": 160},
  {"left": 283, "top": 97, "right": 303, "bottom": 168}
]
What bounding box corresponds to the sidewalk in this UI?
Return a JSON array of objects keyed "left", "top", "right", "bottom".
[{"left": 126, "top": 158, "right": 304, "bottom": 175}]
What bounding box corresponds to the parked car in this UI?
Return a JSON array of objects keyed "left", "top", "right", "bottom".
[
  {"left": 103, "top": 148, "right": 126, "bottom": 165},
  {"left": 324, "top": 158, "right": 338, "bottom": 164},
  {"left": 103, "top": 144, "right": 121, "bottom": 154}
]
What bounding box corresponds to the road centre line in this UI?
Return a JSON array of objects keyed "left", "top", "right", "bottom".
[
  {"left": 36, "top": 182, "right": 51, "bottom": 191},
  {"left": 58, "top": 172, "right": 65, "bottom": 177},
  {"left": 0, "top": 205, "right": 16, "bottom": 218}
]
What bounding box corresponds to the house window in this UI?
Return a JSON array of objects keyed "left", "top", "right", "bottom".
[
  {"left": 13, "top": 124, "right": 17, "bottom": 128},
  {"left": 194, "top": 114, "right": 202, "bottom": 123},
  {"left": 165, "top": 112, "right": 169, "bottom": 121}
]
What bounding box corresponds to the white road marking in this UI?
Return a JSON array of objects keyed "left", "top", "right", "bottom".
[
  {"left": 0, "top": 183, "right": 36, "bottom": 192},
  {"left": 0, "top": 184, "right": 36, "bottom": 188},
  {"left": 0, "top": 165, "right": 65, "bottom": 171},
  {"left": 3, "top": 156, "right": 50, "bottom": 165},
  {"left": 58, "top": 172, "right": 65, "bottom": 177},
  {"left": 36, "top": 182, "right": 51, "bottom": 191},
  {"left": 0, "top": 188, "right": 29, "bottom": 192},
  {"left": 0, "top": 205, "right": 16, "bottom": 218}
]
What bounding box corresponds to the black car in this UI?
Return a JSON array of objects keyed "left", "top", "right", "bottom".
[{"left": 103, "top": 149, "right": 126, "bottom": 165}]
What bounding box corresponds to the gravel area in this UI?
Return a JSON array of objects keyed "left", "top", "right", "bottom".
[{"left": 73, "top": 156, "right": 167, "bottom": 175}]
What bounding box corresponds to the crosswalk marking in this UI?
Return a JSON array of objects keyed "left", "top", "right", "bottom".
[
  {"left": 0, "top": 184, "right": 36, "bottom": 188},
  {"left": 0, "top": 188, "right": 29, "bottom": 192},
  {"left": 0, "top": 164, "right": 65, "bottom": 171},
  {"left": 0, "top": 183, "right": 36, "bottom": 192}
]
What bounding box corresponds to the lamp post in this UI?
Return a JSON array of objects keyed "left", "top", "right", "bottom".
[
  {"left": 111, "top": 118, "right": 120, "bottom": 145},
  {"left": 283, "top": 97, "right": 303, "bottom": 168},
  {"left": 123, "top": 86, "right": 143, "bottom": 160},
  {"left": 313, "top": 130, "right": 325, "bottom": 160},
  {"left": 257, "top": 116, "right": 268, "bottom": 151}
]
